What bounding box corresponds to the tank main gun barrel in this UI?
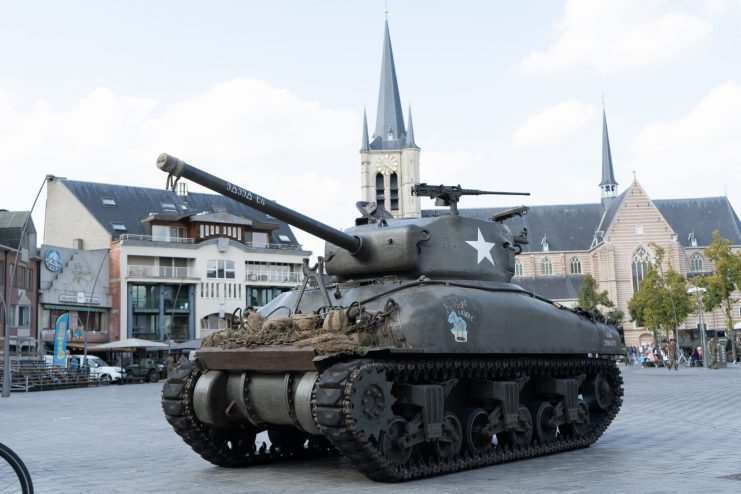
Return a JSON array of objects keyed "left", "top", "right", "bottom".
[{"left": 156, "top": 153, "right": 365, "bottom": 255}]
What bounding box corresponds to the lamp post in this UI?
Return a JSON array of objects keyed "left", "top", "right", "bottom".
[
  {"left": 3, "top": 175, "right": 63, "bottom": 398},
  {"left": 688, "top": 286, "right": 708, "bottom": 369}
]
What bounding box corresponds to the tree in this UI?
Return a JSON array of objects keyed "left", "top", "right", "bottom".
[
  {"left": 698, "top": 230, "right": 741, "bottom": 362},
  {"left": 577, "top": 274, "right": 614, "bottom": 311},
  {"left": 628, "top": 244, "right": 694, "bottom": 347}
]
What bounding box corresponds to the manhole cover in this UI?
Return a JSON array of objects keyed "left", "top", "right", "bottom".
[{"left": 719, "top": 473, "right": 741, "bottom": 481}]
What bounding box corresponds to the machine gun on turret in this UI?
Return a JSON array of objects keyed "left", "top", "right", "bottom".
[{"left": 411, "top": 183, "right": 530, "bottom": 215}]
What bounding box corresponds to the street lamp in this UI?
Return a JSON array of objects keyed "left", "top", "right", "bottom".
[
  {"left": 3, "top": 174, "right": 64, "bottom": 398},
  {"left": 688, "top": 286, "right": 708, "bottom": 369}
]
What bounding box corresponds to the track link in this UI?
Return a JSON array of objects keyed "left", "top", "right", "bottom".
[{"left": 313, "top": 356, "right": 623, "bottom": 482}]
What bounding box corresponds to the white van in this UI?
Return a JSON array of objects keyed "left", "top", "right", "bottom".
[{"left": 46, "top": 355, "right": 125, "bottom": 383}]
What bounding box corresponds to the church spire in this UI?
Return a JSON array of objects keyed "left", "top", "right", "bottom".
[
  {"left": 371, "top": 20, "right": 406, "bottom": 150},
  {"left": 403, "top": 105, "right": 418, "bottom": 149},
  {"left": 360, "top": 108, "right": 370, "bottom": 151},
  {"left": 600, "top": 107, "right": 618, "bottom": 200}
]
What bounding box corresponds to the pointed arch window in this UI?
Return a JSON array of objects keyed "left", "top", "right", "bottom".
[
  {"left": 689, "top": 254, "right": 703, "bottom": 273},
  {"left": 514, "top": 260, "right": 523, "bottom": 277},
  {"left": 541, "top": 258, "right": 552, "bottom": 276},
  {"left": 570, "top": 256, "right": 581, "bottom": 274},
  {"left": 631, "top": 247, "right": 650, "bottom": 292}
]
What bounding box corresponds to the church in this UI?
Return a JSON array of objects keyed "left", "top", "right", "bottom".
[{"left": 360, "top": 21, "right": 741, "bottom": 348}]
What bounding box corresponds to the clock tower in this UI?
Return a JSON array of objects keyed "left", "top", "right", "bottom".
[{"left": 360, "top": 20, "right": 421, "bottom": 218}]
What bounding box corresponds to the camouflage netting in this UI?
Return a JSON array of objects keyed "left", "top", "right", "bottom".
[{"left": 202, "top": 304, "right": 401, "bottom": 355}]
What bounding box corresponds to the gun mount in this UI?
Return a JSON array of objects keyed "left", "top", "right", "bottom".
[{"left": 412, "top": 183, "right": 530, "bottom": 215}]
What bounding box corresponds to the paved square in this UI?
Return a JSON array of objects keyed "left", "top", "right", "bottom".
[{"left": 1, "top": 364, "right": 740, "bottom": 493}]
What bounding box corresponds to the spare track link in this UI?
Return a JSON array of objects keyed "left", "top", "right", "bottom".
[
  {"left": 160, "top": 361, "right": 335, "bottom": 467},
  {"left": 313, "top": 356, "right": 623, "bottom": 482}
]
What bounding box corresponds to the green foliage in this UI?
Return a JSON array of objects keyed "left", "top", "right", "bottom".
[
  {"left": 577, "top": 274, "right": 614, "bottom": 312},
  {"left": 628, "top": 244, "right": 693, "bottom": 344},
  {"left": 698, "top": 230, "right": 741, "bottom": 361}
]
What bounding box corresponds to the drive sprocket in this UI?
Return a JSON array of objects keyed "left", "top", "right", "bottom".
[{"left": 346, "top": 366, "right": 395, "bottom": 441}]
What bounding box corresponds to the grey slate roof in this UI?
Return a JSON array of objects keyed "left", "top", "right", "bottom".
[
  {"left": 423, "top": 194, "right": 741, "bottom": 251},
  {"left": 0, "top": 211, "right": 35, "bottom": 250},
  {"left": 369, "top": 20, "right": 410, "bottom": 151},
  {"left": 360, "top": 109, "right": 370, "bottom": 152},
  {"left": 654, "top": 197, "right": 741, "bottom": 247},
  {"left": 512, "top": 275, "right": 585, "bottom": 300},
  {"left": 600, "top": 109, "right": 618, "bottom": 187},
  {"left": 62, "top": 180, "right": 300, "bottom": 244}
]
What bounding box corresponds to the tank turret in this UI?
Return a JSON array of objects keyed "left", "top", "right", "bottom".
[{"left": 157, "top": 154, "right": 530, "bottom": 282}]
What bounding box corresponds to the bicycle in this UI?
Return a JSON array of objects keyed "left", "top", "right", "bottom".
[
  {"left": 677, "top": 350, "right": 692, "bottom": 368},
  {"left": 0, "top": 442, "right": 34, "bottom": 494}
]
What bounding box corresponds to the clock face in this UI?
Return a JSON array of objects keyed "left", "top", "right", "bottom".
[
  {"left": 44, "top": 248, "right": 63, "bottom": 272},
  {"left": 374, "top": 154, "right": 398, "bottom": 174}
]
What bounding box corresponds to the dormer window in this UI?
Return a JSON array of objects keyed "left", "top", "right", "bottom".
[
  {"left": 689, "top": 232, "right": 698, "bottom": 248},
  {"left": 541, "top": 236, "right": 549, "bottom": 252},
  {"left": 101, "top": 197, "right": 116, "bottom": 207}
]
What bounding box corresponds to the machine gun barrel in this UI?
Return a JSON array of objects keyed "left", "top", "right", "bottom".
[{"left": 156, "top": 153, "right": 364, "bottom": 255}]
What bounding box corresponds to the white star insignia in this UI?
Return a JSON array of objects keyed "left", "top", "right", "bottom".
[{"left": 466, "top": 228, "right": 496, "bottom": 266}]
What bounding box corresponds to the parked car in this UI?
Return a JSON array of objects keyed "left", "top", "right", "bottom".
[
  {"left": 124, "top": 358, "right": 165, "bottom": 383},
  {"left": 46, "top": 355, "right": 125, "bottom": 383}
]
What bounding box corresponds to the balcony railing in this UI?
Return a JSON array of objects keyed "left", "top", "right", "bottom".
[
  {"left": 119, "top": 234, "right": 195, "bottom": 244},
  {"left": 244, "top": 242, "right": 303, "bottom": 250},
  {"left": 127, "top": 265, "right": 192, "bottom": 278},
  {"left": 245, "top": 271, "right": 301, "bottom": 283}
]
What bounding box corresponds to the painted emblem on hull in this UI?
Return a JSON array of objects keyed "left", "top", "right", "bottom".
[
  {"left": 465, "top": 228, "right": 496, "bottom": 267},
  {"left": 447, "top": 311, "right": 468, "bottom": 342}
]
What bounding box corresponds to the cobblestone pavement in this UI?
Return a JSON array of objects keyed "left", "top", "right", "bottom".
[{"left": 1, "top": 364, "right": 740, "bottom": 494}]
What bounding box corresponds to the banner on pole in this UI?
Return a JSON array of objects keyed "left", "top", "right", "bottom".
[{"left": 52, "top": 313, "right": 70, "bottom": 366}]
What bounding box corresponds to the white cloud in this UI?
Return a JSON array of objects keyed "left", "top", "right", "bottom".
[
  {"left": 0, "top": 80, "right": 360, "bottom": 257},
  {"left": 520, "top": 0, "right": 713, "bottom": 74},
  {"left": 630, "top": 81, "right": 741, "bottom": 197},
  {"left": 513, "top": 99, "right": 598, "bottom": 148}
]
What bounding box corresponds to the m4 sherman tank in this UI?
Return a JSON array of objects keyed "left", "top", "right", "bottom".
[{"left": 157, "top": 154, "right": 624, "bottom": 482}]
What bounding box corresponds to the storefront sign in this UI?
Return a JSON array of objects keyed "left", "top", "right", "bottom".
[{"left": 59, "top": 295, "right": 100, "bottom": 305}]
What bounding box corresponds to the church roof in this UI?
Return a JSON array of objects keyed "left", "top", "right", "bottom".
[
  {"left": 423, "top": 195, "right": 741, "bottom": 251},
  {"left": 61, "top": 179, "right": 300, "bottom": 244}
]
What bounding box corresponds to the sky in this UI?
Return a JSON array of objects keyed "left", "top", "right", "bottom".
[{"left": 2, "top": 0, "right": 741, "bottom": 259}]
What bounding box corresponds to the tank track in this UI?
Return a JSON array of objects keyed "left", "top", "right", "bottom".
[
  {"left": 313, "top": 356, "right": 623, "bottom": 482},
  {"left": 161, "top": 361, "right": 336, "bottom": 467}
]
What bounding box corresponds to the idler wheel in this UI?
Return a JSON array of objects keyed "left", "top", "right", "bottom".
[
  {"left": 380, "top": 418, "right": 413, "bottom": 464},
  {"left": 433, "top": 412, "right": 463, "bottom": 459},
  {"left": 583, "top": 373, "right": 613, "bottom": 411},
  {"left": 531, "top": 402, "right": 558, "bottom": 444},
  {"left": 560, "top": 400, "right": 590, "bottom": 439},
  {"left": 462, "top": 408, "right": 492, "bottom": 453},
  {"left": 497, "top": 405, "right": 533, "bottom": 448},
  {"left": 268, "top": 426, "right": 308, "bottom": 453}
]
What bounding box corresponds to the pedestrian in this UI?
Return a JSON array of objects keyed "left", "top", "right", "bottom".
[
  {"left": 707, "top": 336, "right": 718, "bottom": 369},
  {"left": 177, "top": 352, "right": 188, "bottom": 367},
  {"left": 690, "top": 347, "right": 699, "bottom": 367},
  {"left": 666, "top": 339, "right": 678, "bottom": 370},
  {"left": 165, "top": 354, "right": 175, "bottom": 378}
]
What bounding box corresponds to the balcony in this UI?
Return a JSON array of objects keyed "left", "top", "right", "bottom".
[
  {"left": 119, "top": 234, "right": 195, "bottom": 244},
  {"left": 244, "top": 241, "right": 303, "bottom": 251},
  {"left": 245, "top": 271, "right": 301, "bottom": 284},
  {"left": 127, "top": 265, "right": 192, "bottom": 279}
]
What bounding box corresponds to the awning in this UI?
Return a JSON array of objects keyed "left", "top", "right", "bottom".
[{"left": 44, "top": 304, "right": 108, "bottom": 313}]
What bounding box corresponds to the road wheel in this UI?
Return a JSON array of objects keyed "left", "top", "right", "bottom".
[
  {"left": 498, "top": 405, "right": 533, "bottom": 448},
  {"left": 432, "top": 412, "right": 463, "bottom": 459},
  {"left": 531, "top": 402, "right": 557, "bottom": 444},
  {"left": 99, "top": 374, "right": 111, "bottom": 386},
  {"left": 147, "top": 370, "right": 159, "bottom": 383}
]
